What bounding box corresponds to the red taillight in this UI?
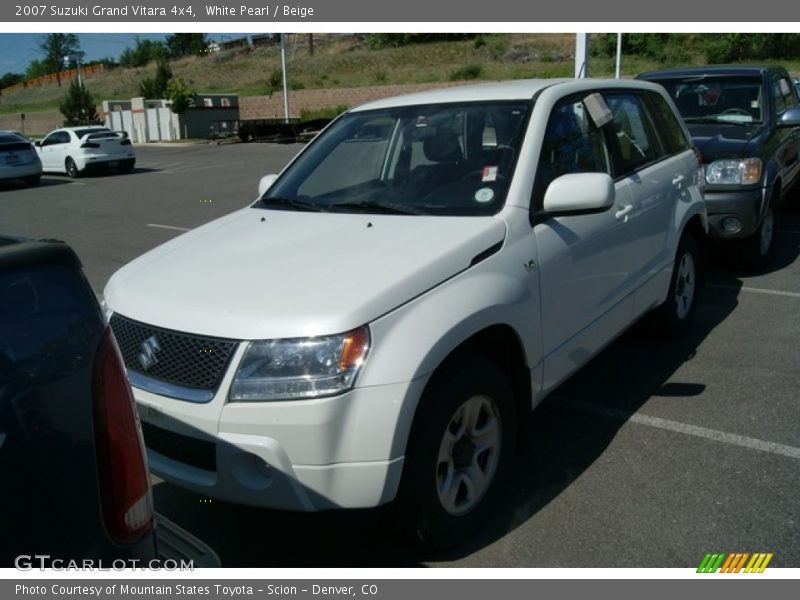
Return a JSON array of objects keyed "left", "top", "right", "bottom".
[
  {"left": 81, "top": 142, "right": 100, "bottom": 148},
  {"left": 692, "top": 145, "right": 704, "bottom": 166},
  {"left": 92, "top": 327, "right": 154, "bottom": 544}
]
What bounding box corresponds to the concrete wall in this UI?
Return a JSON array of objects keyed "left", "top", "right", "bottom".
[{"left": 0, "top": 111, "right": 63, "bottom": 137}]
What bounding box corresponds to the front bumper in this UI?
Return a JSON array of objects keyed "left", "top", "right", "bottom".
[
  {"left": 134, "top": 376, "right": 424, "bottom": 512},
  {"left": 704, "top": 186, "right": 768, "bottom": 240}
]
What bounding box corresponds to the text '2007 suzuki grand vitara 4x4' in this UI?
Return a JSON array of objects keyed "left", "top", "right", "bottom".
[{"left": 105, "top": 79, "right": 707, "bottom": 547}]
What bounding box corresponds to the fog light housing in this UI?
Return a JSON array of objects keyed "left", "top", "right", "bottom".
[{"left": 721, "top": 217, "right": 742, "bottom": 234}]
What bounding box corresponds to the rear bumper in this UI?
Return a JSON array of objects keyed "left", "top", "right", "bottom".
[
  {"left": 0, "top": 161, "right": 41, "bottom": 181},
  {"left": 155, "top": 513, "right": 221, "bottom": 568},
  {"left": 704, "top": 186, "right": 768, "bottom": 240},
  {"left": 76, "top": 152, "right": 135, "bottom": 171}
]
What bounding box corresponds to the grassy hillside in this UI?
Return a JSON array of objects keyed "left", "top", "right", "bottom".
[
  {"left": 2, "top": 33, "right": 799, "bottom": 118},
  {"left": 0, "top": 34, "right": 630, "bottom": 115}
]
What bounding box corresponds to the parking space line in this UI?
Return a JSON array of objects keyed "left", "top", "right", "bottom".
[
  {"left": 147, "top": 223, "right": 191, "bottom": 232},
  {"left": 555, "top": 398, "right": 800, "bottom": 460},
  {"left": 709, "top": 283, "right": 800, "bottom": 299}
]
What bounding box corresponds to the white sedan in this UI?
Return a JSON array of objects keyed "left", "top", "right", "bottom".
[{"left": 35, "top": 126, "right": 135, "bottom": 178}]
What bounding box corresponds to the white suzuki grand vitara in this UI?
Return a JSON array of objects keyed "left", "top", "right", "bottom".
[{"left": 105, "top": 79, "right": 707, "bottom": 547}]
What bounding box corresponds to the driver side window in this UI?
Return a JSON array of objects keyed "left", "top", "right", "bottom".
[{"left": 532, "top": 98, "right": 611, "bottom": 211}]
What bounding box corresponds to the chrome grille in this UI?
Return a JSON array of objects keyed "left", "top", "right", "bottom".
[{"left": 110, "top": 314, "right": 238, "bottom": 392}]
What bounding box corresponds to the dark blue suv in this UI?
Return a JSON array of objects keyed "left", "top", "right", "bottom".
[
  {"left": 0, "top": 237, "right": 218, "bottom": 568},
  {"left": 638, "top": 65, "right": 800, "bottom": 270}
]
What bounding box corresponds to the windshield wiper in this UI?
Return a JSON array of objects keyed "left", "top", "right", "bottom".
[
  {"left": 329, "top": 200, "right": 430, "bottom": 215},
  {"left": 256, "top": 196, "right": 327, "bottom": 212},
  {"left": 682, "top": 116, "right": 724, "bottom": 124}
]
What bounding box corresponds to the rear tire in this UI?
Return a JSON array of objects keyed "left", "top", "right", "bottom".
[
  {"left": 652, "top": 233, "right": 701, "bottom": 340},
  {"left": 394, "top": 357, "right": 516, "bottom": 550},
  {"left": 25, "top": 175, "right": 41, "bottom": 187},
  {"left": 65, "top": 157, "right": 79, "bottom": 179}
]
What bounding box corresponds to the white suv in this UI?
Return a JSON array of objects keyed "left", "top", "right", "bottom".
[{"left": 105, "top": 79, "right": 706, "bottom": 547}]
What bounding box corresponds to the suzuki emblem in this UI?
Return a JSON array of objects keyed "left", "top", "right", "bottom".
[{"left": 138, "top": 335, "right": 161, "bottom": 370}]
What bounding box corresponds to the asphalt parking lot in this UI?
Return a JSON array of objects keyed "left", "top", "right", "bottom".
[{"left": 1, "top": 143, "right": 798, "bottom": 568}]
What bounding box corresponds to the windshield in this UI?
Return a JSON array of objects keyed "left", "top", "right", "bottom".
[
  {"left": 259, "top": 101, "right": 530, "bottom": 216},
  {"left": 651, "top": 76, "right": 764, "bottom": 125}
]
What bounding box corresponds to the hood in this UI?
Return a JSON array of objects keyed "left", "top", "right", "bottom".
[
  {"left": 105, "top": 208, "right": 506, "bottom": 340},
  {"left": 687, "top": 123, "right": 766, "bottom": 162}
]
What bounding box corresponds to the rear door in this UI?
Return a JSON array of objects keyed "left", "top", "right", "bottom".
[{"left": 604, "top": 91, "right": 694, "bottom": 317}]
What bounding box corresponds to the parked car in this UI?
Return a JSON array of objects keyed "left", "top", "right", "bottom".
[
  {"left": 104, "top": 79, "right": 707, "bottom": 548},
  {"left": 637, "top": 65, "right": 800, "bottom": 270},
  {"left": 35, "top": 126, "right": 135, "bottom": 178},
  {"left": 0, "top": 130, "right": 42, "bottom": 187},
  {"left": 0, "top": 236, "right": 219, "bottom": 567}
]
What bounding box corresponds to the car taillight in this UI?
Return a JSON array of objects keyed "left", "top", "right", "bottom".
[
  {"left": 92, "top": 327, "right": 154, "bottom": 545},
  {"left": 120, "top": 139, "right": 132, "bottom": 146},
  {"left": 81, "top": 142, "right": 100, "bottom": 148}
]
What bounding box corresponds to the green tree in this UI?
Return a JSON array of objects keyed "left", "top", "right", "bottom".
[
  {"left": 39, "top": 33, "right": 82, "bottom": 86},
  {"left": 0, "top": 72, "right": 23, "bottom": 89},
  {"left": 25, "top": 59, "right": 50, "bottom": 80},
  {"left": 138, "top": 59, "right": 173, "bottom": 98},
  {"left": 166, "top": 78, "right": 195, "bottom": 114},
  {"left": 59, "top": 79, "right": 99, "bottom": 126},
  {"left": 166, "top": 33, "right": 208, "bottom": 58},
  {"left": 120, "top": 37, "right": 167, "bottom": 68}
]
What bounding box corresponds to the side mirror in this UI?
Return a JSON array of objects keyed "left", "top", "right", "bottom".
[
  {"left": 257, "top": 173, "right": 278, "bottom": 197},
  {"left": 780, "top": 106, "right": 800, "bottom": 127},
  {"left": 34, "top": 140, "right": 41, "bottom": 147},
  {"left": 542, "top": 172, "right": 615, "bottom": 216}
]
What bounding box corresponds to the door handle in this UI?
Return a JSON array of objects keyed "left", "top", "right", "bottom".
[
  {"left": 615, "top": 204, "right": 634, "bottom": 220},
  {"left": 672, "top": 174, "right": 685, "bottom": 186}
]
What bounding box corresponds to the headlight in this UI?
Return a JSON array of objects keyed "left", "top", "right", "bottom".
[
  {"left": 705, "top": 158, "right": 762, "bottom": 185},
  {"left": 229, "top": 326, "right": 370, "bottom": 402}
]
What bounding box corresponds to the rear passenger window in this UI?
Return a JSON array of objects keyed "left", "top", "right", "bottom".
[
  {"left": 644, "top": 92, "right": 691, "bottom": 155},
  {"left": 605, "top": 94, "right": 663, "bottom": 176}
]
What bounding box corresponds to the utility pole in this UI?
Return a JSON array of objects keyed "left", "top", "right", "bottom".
[
  {"left": 575, "top": 33, "right": 589, "bottom": 78},
  {"left": 615, "top": 33, "right": 623, "bottom": 79},
  {"left": 280, "top": 33, "right": 289, "bottom": 123}
]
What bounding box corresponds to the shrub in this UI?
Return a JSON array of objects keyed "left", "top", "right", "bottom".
[{"left": 449, "top": 64, "right": 482, "bottom": 81}]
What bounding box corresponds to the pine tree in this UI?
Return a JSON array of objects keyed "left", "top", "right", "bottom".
[{"left": 59, "top": 79, "right": 99, "bottom": 126}]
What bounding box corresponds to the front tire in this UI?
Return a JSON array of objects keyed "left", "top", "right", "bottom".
[
  {"left": 652, "top": 233, "right": 701, "bottom": 340},
  {"left": 65, "top": 157, "right": 80, "bottom": 179},
  {"left": 739, "top": 202, "right": 776, "bottom": 272},
  {"left": 394, "top": 357, "right": 516, "bottom": 550}
]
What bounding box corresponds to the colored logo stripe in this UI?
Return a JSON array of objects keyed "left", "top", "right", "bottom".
[{"left": 697, "top": 553, "right": 773, "bottom": 573}]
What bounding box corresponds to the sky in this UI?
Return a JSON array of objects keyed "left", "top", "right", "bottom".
[{"left": 0, "top": 33, "right": 256, "bottom": 77}]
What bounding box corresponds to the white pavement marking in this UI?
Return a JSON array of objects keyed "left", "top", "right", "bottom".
[
  {"left": 709, "top": 283, "right": 800, "bottom": 299},
  {"left": 556, "top": 398, "right": 800, "bottom": 460},
  {"left": 147, "top": 223, "right": 191, "bottom": 232}
]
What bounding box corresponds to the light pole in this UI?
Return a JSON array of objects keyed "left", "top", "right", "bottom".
[{"left": 280, "top": 33, "right": 289, "bottom": 123}]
